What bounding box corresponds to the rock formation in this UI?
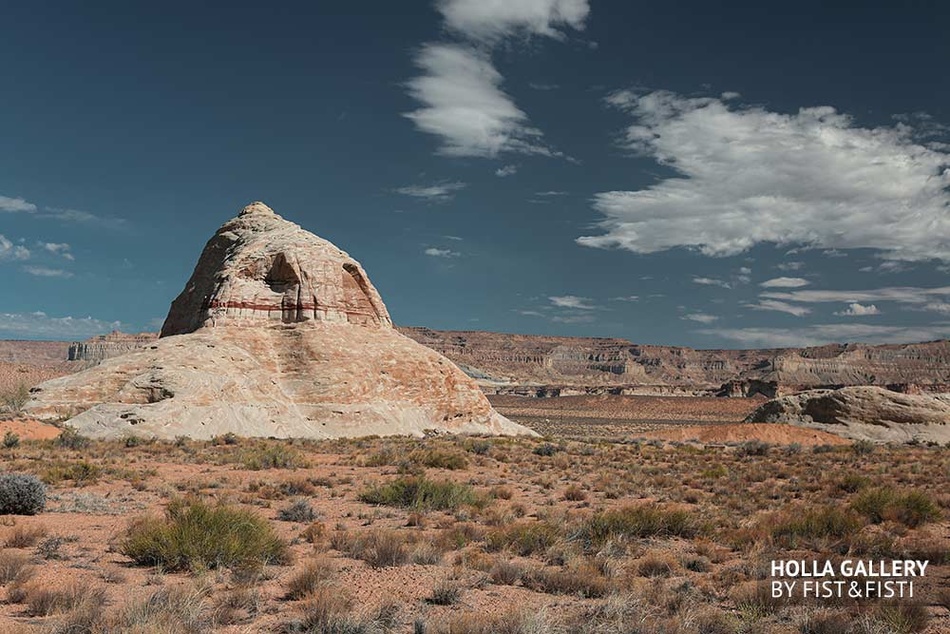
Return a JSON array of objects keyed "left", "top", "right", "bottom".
[
  {"left": 67, "top": 332, "right": 159, "bottom": 363},
  {"left": 745, "top": 386, "right": 950, "bottom": 443},
  {"left": 25, "top": 202, "right": 533, "bottom": 440}
]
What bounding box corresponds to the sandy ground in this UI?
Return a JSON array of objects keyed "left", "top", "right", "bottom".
[{"left": 639, "top": 423, "right": 851, "bottom": 446}]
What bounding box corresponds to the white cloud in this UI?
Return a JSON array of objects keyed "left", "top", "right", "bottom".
[
  {"left": 395, "top": 180, "right": 467, "bottom": 202},
  {"left": 699, "top": 324, "right": 950, "bottom": 348},
  {"left": 760, "top": 277, "right": 810, "bottom": 288},
  {"left": 535, "top": 190, "right": 567, "bottom": 196},
  {"left": 682, "top": 313, "right": 719, "bottom": 323},
  {"left": 495, "top": 164, "right": 518, "bottom": 177},
  {"left": 0, "top": 312, "right": 124, "bottom": 339},
  {"left": 424, "top": 247, "right": 460, "bottom": 258},
  {"left": 745, "top": 299, "right": 811, "bottom": 317},
  {"left": 42, "top": 242, "right": 74, "bottom": 260},
  {"left": 778, "top": 261, "right": 804, "bottom": 271},
  {"left": 436, "top": 0, "right": 589, "bottom": 43},
  {"left": 23, "top": 266, "right": 73, "bottom": 278},
  {"left": 692, "top": 277, "right": 731, "bottom": 289},
  {"left": 761, "top": 285, "right": 950, "bottom": 306},
  {"left": 0, "top": 195, "right": 37, "bottom": 213},
  {"left": 549, "top": 295, "right": 596, "bottom": 310},
  {"left": 578, "top": 90, "right": 950, "bottom": 261},
  {"left": 0, "top": 235, "right": 30, "bottom": 261},
  {"left": 610, "top": 295, "right": 639, "bottom": 302},
  {"left": 834, "top": 302, "right": 880, "bottom": 316},
  {"left": 404, "top": 44, "right": 552, "bottom": 158}
]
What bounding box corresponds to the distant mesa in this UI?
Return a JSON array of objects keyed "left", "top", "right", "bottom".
[
  {"left": 26, "top": 202, "right": 534, "bottom": 440},
  {"left": 746, "top": 386, "right": 950, "bottom": 444}
]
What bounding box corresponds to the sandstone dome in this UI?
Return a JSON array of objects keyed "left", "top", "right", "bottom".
[{"left": 25, "top": 202, "right": 535, "bottom": 440}]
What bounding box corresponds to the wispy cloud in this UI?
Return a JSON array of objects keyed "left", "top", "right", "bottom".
[
  {"left": 395, "top": 180, "right": 467, "bottom": 202},
  {"left": 745, "top": 299, "right": 811, "bottom": 317},
  {"left": 535, "top": 190, "right": 568, "bottom": 196},
  {"left": 0, "top": 311, "right": 124, "bottom": 339},
  {"left": 495, "top": 164, "right": 518, "bottom": 177},
  {"left": 436, "top": 0, "right": 589, "bottom": 43},
  {"left": 761, "top": 285, "right": 950, "bottom": 306},
  {"left": 23, "top": 265, "right": 73, "bottom": 278},
  {"left": 699, "top": 324, "right": 950, "bottom": 348},
  {"left": 405, "top": 1, "right": 588, "bottom": 158},
  {"left": 405, "top": 44, "right": 552, "bottom": 158},
  {"left": 834, "top": 302, "right": 880, "bottom": 316},
  {"left": 0, "top": 235, "right": 30, "bottom": 261},
  {"left": 549, "top": 295, "right": 596, "bottom": 310},
  {"left": 424, "top": 247, "right": 461, "bottom": 258},
  {"left": 760, "top": 277, "right": 810, "bottom": 288},
  {"left": 693, "top": 276, "right": 731, "bottom": 289},
  {"left": 682, "top": 313, "right": 719, "bottom": 323},
  {"left": 609, "top": 295, "right": 639, "bottom": 302},
  {"left": 578, "top": 90, "right": 950, "bottom": 262},
  {"left": 0, "top": 195, "right": 37, "bottom": 213},
  {"left": 42, "top": 242, "right": 74, "bottom": 260}
]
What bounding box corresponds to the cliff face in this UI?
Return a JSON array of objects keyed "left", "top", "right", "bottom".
[
  {"left": 67, "top": 332, "right": 159, "bottom": 363},
  {"left": 65, "top": 327, "right": 950, "bottom": 396},
  {"left": 395, "top": 329, "right": 950, "bottom": 395}
]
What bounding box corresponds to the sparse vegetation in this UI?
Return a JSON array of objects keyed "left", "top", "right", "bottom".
[
  {"left": 0, "top": 473, "right": 47, "bottom": 515},
  {"left": 121, "top": 497, "right": 290, "bottom": 572},
  {"left": 0, "top": 382, "right": 30, "bottom": 414},
  {"left": 359, "top": 475, "right": 481, "bottom": 511}
]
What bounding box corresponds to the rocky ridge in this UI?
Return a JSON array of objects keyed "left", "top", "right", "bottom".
[
  {"left": 25, "top": 202, "right": 532, "bottom": 440},
  {"left": 746, "top": 386, "right": 950, "bottom": 443}
]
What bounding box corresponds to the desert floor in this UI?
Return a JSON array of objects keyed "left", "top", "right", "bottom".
[{"left": 0, "top": 373, "right": 947, "bottom": 633}]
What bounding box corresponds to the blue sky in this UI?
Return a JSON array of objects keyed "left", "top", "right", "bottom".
[{"left": 2, "top": 0, "right": 949, "bottom": 348}]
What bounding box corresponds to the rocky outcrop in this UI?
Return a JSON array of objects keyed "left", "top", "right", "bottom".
[
  {"left": 67, "top": 332, "right": 159, "bottom": 363},
  {"left": 25, "top": 202, "right": 533, "bottom": 440},
  {"left": 745, "top": 386, "right": 950, "bottom": 443}
]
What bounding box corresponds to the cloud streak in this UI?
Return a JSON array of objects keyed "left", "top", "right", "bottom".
[
  {"left": 0, "top": 235, "right": 30, "bottom": 261},
  {"left": 578, "top": 91, "right": 950, "bottom": 261},
  {"left": 396, "top": 180, "right": 467, "bottom": 202}
]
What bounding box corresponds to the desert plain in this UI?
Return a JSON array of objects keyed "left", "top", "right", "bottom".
[{"left": 0, "top": 346, "right": 947, "bottom": 634}]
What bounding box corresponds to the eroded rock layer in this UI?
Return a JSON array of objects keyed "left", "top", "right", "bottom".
[{"left": 745, "top": 386, "right": 950, "bottom": 443}]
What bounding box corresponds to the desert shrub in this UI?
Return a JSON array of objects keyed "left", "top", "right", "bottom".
[
  {"left": 463, "top": 438, "right": 491, "bottom": 455},
  {"left": 798, "top": 608, "right": 855, "bottom": 634},
  {"left": 851, "top": 439, "right": 876, "bottom": 455},
  {"left": 836, "top": 474, "right": 868, "bottom": 493},
  {"left": 333, "top": 529, "right": 411, "bottom": 568},
  {"left": 114, "top": 583, "right": 212, "bottom": 632},
  {"left": 5, "top": 524, "right": 47, "bottom": 547},
  {"left": 55, "top": 426, "right": 90, "bottom": 450},
  {"left": 578, "top": 503, "right": 698, "bottom": 546},
  {"left": 635, "top": 553, "right": 677, "bottom": 577},
  {"left": 0, "top": 473, "right": 47, "bottom": 515},
  {"left": 767, "top": 505, "right": 862, "bottom": 547},
  {"left": 0, "top": 550, "right": 31, "bottom": 583},
  {"left": 3, "top": 431, "right": 20, "bottom": 449},
  {"left": 281, "top": 586, "right": 385, "bottom": 634},
  {"left": 278, "top": 499, "right": 317, "bottom": 523},
  {"left": 411, "top": 448, "right": 468, "bottom": 470},
  {"left": 425, "top": 608, "right": 552, "bottom": 634},
  {"left": 874, "top": 601, "right": 930, "bottom": 633},
  {"left": 0, "top": 383, "right": 30, "bottom": 414},
  {"left": 489, "top": 558, "right": 525, "bottom": 585},
  {"left": 736, "top": 440, "right": 770, "bottom": 457},
  {"left": 212, "top": 432, "right": 240, "bottom": 445},
  {"left": 852, "top": 487, "right": 940, "bottom": 528},
  {"left": 427, "top": 579, "right": 463, "bottom": 605},
  {"left": 359, "top": 476, "right": 480, "bottom": 511},
  {"left": 22, "top": 581, "right": 106, "bottom": 617},
  {"left": 42, "top": 460, "right": 101, "bottom": 486},
  {"left": 486, "top": 521, "right": 561, "bottom": 556},
  {"left": 522, "top": 562, "right": 609, "bottom": 598},
  {"left": 563, "top": 484, "right": 588, "bottom": 501},
  {"left": 120, "top": 497, "right": 290, "bottom": 572},
  {"left": 285, "top": 556, "right": 337, "bottom": 600},
  {"left": 240, "top": 444, "right": 308, "bottom": 470},
  {"left": 532, "top": 443, "right": 560, "bottom": 457}
]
